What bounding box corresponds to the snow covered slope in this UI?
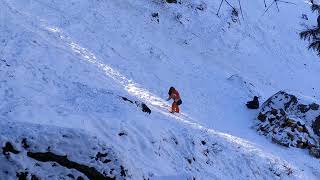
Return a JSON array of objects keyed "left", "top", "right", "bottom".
[{"left": 1, "top": 0, "right": 320, "bottom": 179}]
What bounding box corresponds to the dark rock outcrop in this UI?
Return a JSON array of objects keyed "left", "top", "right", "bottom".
[
  {"left": 27, "top": 151, "right": 114, "bottom": 180},
  {"left": 166, "top": 0, "right": 177, "bottom": 3},
  {"left": 310, "top": 147, "right": 320, "bottom": 158},
  {"left": 2, "top": 142, "right": 19, "bottom": 155},
  {"left": 246, "top": 96, "right": 259, "bottom": 109},
  {"left": 16, "top": 171, "right": 28, "bottom": 180},
  {"left": 255, "top": 91, "right": 320, "bottom": 158},
  {"left": 137, "top": 102, "right": 152, "bottom": 114},
  {"left": 313, "top": 116, "right": 320, "bottom": 136},
  {"left": 120, "top": 96, "right": 151, "bottom": 114}
]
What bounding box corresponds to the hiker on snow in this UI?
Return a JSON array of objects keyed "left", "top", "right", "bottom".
[{"left": 167, "top": 87, "right": 182, "bottom": 113}]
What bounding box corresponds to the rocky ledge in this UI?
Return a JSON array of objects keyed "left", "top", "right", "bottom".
[{"left": 255, "top": 91, "right": 320, "bottom": 158}]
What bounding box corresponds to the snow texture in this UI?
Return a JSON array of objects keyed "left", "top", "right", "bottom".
[{"left": 1, "top": 0, "right": 320, "bottom": 179}]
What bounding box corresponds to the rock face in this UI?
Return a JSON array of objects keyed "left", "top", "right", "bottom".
[
  {"left": 166, "top": 0, "right": 177, "bottom": 3},
  {"left": 120, "top": 96, "right": 151, "bottom": 114},
  {"left": 256, "top": 91, "right": 320, "bottom": 158}
]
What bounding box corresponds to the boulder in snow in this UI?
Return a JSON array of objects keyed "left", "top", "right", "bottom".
[{"left": 255, "top": 91, "right": 320, "bottom": 158}]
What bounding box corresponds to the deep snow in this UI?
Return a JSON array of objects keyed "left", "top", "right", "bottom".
[{"left": 1, "top": 0, "right": 320, "bottom": 179}]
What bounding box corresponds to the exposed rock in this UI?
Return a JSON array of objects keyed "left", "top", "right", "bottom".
[
  {"left": 287, "top": 132, "right": 294, "bottom": 141},
  {"left": 139, "top": 102, "right": 152, "bottom": 114},
  {"left": 296, "top": 141, "right": 308, "bottom": 149},
  {"left": 286, "top": 118, "right": 296, "bottom": 127},
  {"left": 103, "top": 159, "right": 112, "bottom": 164},
  {"left": 31, "top": 174, "right": 40, "bottom": 180},
  {"left": 166, "top": 0, "right": 177, "bottom": 3},
  {"left": 310, "top": 103, "right": 319, "bottom": 110},
  {"left": 201, "top": 140, "right": 206, "bottom": 145},
  {"left": 120, "top": 96, "right": 134, "bottom": 104},
  {"left": 196, "top": 2, "right": 207, "bottom": 11},
  {"left": 255, "top": 91, "right": 320, "bottom": 158},
  {"left": 246, "top": 96, "right": 259, "bottom": 109},
  {"left": 297, "top": 126, "right": 304, "bottom": 132},
  {"left": 27, "top": 151, "right": 115, "bottom": 180},
  {"left": 118, "top": 132, "right": 127, "bottom": 136},
  {"left": 67, "top": 174, "right": 75, "bottom": 179},
  {"left": 2, "top": 142, "right": 19, "bottom": 155},
  {"left": 120, "top": 96, "right": 151, "bottom": 114},
  {"left": 309, "top": 147, "right": 320, "bottom": 158},
  {"left": 152, "top": 13, "right": 159, "bottom": 18},
  {"left": 120, "top": 165, "right": 128, "bottom": 177},
  {"left": 257, "top": 113, "right": 267, "bottom": 122},
  {"left": 151, "top": 13, "right": 159, "bottom": 23},
  {"left": 16, "top": 171, "right": 28, "bottom": 180},
  {"left": 187, "top": 158, "right": 192, "bottom": 164},
  {"left": 270, "top": 109, "right": 277, "bottom": 116},
  {"left": 77, "top": 176, "right": 84, "bottom": 180},
  {"left": 95, "top": 152, "right": 108, "bottom": 160},
  {"left": 272, "top": 137, "right": 289, "bottom": 147},
  {"left": 21, "top": 138, "right": 30, "bottom": 149},
  {"left": 302, "top": 14, "right": 308, "bottom": 20},
  {"left": 313, "top": 116, "right": 320, "bottom": 136},
  {"left": 298, "top": 104, "right": 310, "bottom": 113}
]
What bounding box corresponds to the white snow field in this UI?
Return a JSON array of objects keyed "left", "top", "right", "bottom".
[{"left": 1, "top": 0, "right": 320, "bottom": 179}]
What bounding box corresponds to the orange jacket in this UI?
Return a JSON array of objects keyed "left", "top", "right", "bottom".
[{"left": 170, "top": 89, "right": 181, "bottom": 102}]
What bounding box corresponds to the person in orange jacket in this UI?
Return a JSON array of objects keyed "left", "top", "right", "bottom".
[{"left": 166, "top": 87, "right": 182, "bottom": 113}]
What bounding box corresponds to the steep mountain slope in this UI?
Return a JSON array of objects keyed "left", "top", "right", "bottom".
[{"left": 1, "top": 0, "right": 320, "bottom": 179}]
